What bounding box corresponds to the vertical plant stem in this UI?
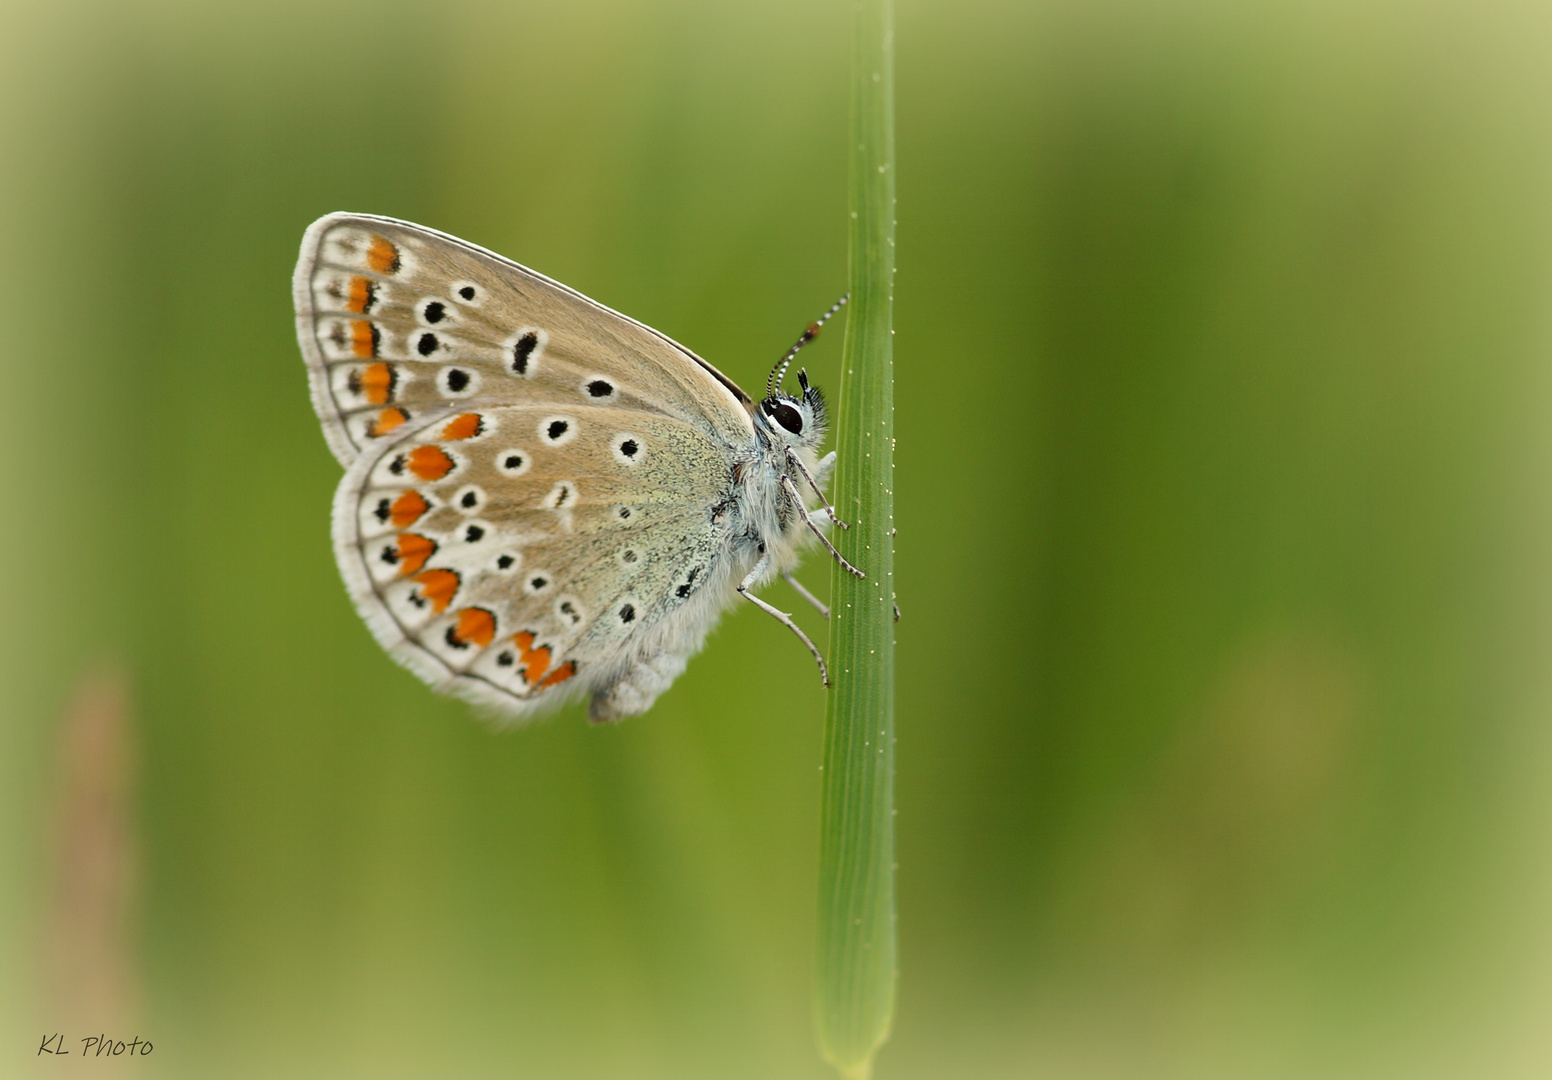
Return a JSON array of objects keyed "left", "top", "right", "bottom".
[{"left": 815, "top": 0, "right": 895, "bottom": 1075}]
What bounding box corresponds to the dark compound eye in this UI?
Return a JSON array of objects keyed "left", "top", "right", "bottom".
[{"left": 773, "top": 402, "right": 804, "bottom": 434}]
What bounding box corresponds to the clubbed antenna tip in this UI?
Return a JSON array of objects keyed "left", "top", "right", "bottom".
[{"left": 768, "top": 293, "right": 850, "bottom": 396}]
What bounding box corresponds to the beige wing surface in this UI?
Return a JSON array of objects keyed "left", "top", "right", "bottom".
[
  {"left": 333, "top": 402, "right": 737, "bottom": 718},
  {"left": 294, "top": 212, "right": 756, "bottom": 467}
]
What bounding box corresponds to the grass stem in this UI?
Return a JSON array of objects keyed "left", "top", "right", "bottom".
[{"left": 814, "top": 0, "right": 896, "bottom": 1075}]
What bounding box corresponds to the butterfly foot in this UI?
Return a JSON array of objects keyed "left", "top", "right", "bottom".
[
  {"left": 741, "top": 555, "right": 830, "bottom": 685},
  {"left": 782, "top": 474, "right": 866, "bottom": 578},
  {"left": 786, "top": 447, "right": 847, "bottom": 528}
]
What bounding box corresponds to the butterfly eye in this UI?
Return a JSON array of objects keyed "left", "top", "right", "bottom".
[{"left": 773, "top": 402, "right": 804, "bottom": 435}]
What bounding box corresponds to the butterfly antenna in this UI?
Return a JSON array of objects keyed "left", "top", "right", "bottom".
[{"left": 768, "top": 293, "right": 849, "bottom": 396}]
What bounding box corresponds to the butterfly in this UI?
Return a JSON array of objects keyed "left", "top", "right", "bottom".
[{"left": 293, "top": 213, "right": 862, "bottom": 723}]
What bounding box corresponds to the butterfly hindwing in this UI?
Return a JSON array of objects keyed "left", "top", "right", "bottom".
[
  {"left": 334, "top": 402, "right": 736, "bottom": 718},
  {"left": 295, "top": 212, "right": 756, "bottom": 467}
]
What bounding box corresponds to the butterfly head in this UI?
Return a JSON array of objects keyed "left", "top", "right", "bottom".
[{"left": 758, "top": 368, "right": 828, "bottom": 451}]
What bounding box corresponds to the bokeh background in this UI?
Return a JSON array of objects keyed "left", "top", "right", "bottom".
[{"left": 6, "top": 0, "right": 1552, "bottom": 1076}]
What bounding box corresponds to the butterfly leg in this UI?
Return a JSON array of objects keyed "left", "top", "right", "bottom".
[
  {"left": 786, "top": 447, "right": 849, "bottom": 530},
  {"left": 783, "top": 571, "right": 830, "bottom": 619},
  {"left": 780, "top": 475, "right": 865, "bottom": 579},
  {"left": 814, "top": 450, "right": 837, "bottom": 488},
  {"left": 740, "top": 553, "right": 830, "bottom": 687}
]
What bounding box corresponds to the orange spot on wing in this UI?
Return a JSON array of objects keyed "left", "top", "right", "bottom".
[
  {"left": 360, "top": 361, "right": 394, "bottom": 404},
  {"left": 368, "top": 407, "right": 407, "bottom": 437},
  {"left": 350, "top": 319, "right": 380, "bottom": 358},
  {"left": 440, "top": 413, "right": 484, "bottom": 440},
  {"left": 509, "top": 631, "right": 551, "bottom": 684},
  {"left": 388, "top": 490, "right": 429, "bottom": 528},
  {"left": 523, "top": 646, "right": 552, "bottom": 685},
  {"left": 537, "top": 661, "right": 576, "bottom": 689},
  {"left": 346, "top": 276, "right": 377, "bottom": 313},
  {"left": 415, "top": 569, "right": 460, "bottom": 613},
  {"left": 449, "top": 607, "right": 496, "bottom": 648},
  {"left": 395, "top": 533, "right": 436, "bottom": 576},
  {"left": 366, "top": 235, "right": 401, "bottom": 275},
  {"left": 406, "top": 445, "right": 454, "bottom": 481}
]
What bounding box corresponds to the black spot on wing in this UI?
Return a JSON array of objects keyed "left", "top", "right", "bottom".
[
  {"left": 511, "top": 332, "right": 538, "bottom": 375},
  {"left": 675, "top": 567, "right": 700, "bottom": 599}
]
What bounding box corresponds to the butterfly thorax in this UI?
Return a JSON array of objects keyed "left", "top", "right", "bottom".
[
  {"left": 729, "top": 379, "right": 832, "bottom": 576},
  {"left": 726, "top": 439, "right": 825, "bottom": 583}
]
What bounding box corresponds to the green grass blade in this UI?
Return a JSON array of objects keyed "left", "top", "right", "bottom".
[{"left": 814, "top": 0, "right": 896, "bottom": 1075}]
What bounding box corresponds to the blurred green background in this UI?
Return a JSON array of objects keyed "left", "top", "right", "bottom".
[{"left": 6, "top": 0, "right": 1552, "bottom": 1076}]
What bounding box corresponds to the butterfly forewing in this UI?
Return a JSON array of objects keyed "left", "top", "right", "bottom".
[{"left": 295, "top": 213, "right": 754, "bottom": 467}]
